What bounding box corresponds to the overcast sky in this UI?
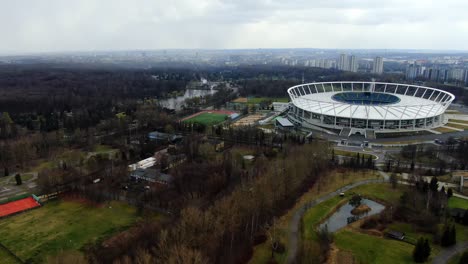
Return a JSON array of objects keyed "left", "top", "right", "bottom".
[{"left": 2, "top": 0, "right": 468, "bottom": 54}]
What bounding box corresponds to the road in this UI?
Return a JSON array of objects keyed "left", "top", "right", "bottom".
[
  {"left": 0, "top": 172, "right": 38, "bottom": 200},
  {"left": 286, "top": 178, "right": 386, "bottom": 264},
  {"left": 432, "top": 241, "right": 468, "bottom": 264}
]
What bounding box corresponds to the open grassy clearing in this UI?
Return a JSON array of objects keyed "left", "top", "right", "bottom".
[
  {"left": 448, "top": 196, "right": 468, "bottom": 209},
  {"left": 183, "top": 112, "right": 228, "bottom": 126},
  {"left": 378, "top": 139, "right": 427, "bottom": 145},
  {"left": 249, "top": 169, "right": 381, "bottom": 264},
  {"left": 231, "top": 97, "right": 289, "bottom": 104},
  {"left": 447, "top": 122, "right": 468, "bottom": 130},
  {"left": 334, "top": 149, "right": 378, "bottom": 160},
  {"left": 449, "top": 119, "right": 468, "bottom": 125},
  {"left": 247, "top": 97, "right": 289, "bottom": 104},
  {"left": 334, "top": 229, "right": 414, "bottom": 264},
  {"left": 0, "top": 200, "right": 141, "bottom": 263},
  {"left": 93, "top": 144, "right": 114, "bottom": 153},
  {"left": 347, "top": 183, "right": 407, "bottom": 204}
]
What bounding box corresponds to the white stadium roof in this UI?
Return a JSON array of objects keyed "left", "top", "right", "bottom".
[
  {"left": 288, "top": 82, "right": 455, "bottom": 121},
  {"left": 294, "top": 92, "right": 444, "bottom": 120}
]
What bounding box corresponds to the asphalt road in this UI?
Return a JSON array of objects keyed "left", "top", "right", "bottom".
[
  {"left": 432, "top": 241, "right": 468, "bottom": 264},
  {"left": 316, "top": 129, "right": 468, "bottom": 145}
]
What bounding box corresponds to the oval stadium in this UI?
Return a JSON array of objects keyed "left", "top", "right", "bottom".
[{"left": 286, "top": 82, "right": 455, "bottom": 138}]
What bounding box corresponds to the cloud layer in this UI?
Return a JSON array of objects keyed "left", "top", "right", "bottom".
[{"left": 2, "top": 0, "right": 468, "bottom": 54}]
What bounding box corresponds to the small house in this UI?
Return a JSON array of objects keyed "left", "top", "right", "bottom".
[{"left": 385, "top": 230, "right": 405, "bottom": 240}]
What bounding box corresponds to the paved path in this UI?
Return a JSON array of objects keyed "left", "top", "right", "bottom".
[
  {"left": 432, "top": 241, "right": 468, "bottom": 264},
  {"left": 286, "top": 178, "right": 386, "bottom": 264}
]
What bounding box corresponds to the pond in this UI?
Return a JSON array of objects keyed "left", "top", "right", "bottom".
[
  {"left": 158, "top": 89, "right": 217, "bottom": 110},
  {"left": 319, "top": 198, "right": 385, "bottom": 233}
]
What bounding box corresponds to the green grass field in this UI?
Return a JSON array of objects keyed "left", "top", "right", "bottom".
[
  {"left": 433, "top": 127, "right": 459, "bottom": 133},
  {"left": 247, "top": 97, "right": 289, "bottom": 104},
  {"left": 0, "top": 247, "right": 21, "bottom": 264},
  {"left": 334, "top": 230, "right": 414, "bottom": 264},
  {"left": 184, "top": 112, "right": 228, "bottom": 125},
  {"left": 448, "top": 197, "right": 468, "bottom": 209},
  {"left": 348, "top": 183, "right": 406, "bottom": 204},
  {"left": 449, "top": 119, "right": 468, "bottom": 125},
  {"left": 447, "top": 123, "right": 468, "bottom": 130},
  {"left": 93, "top": 144, "right": 114, "bottom": 153},
  {"left": 334, "top": 149, "right": 378, "bottom": 160},
  {"left": 0, "top": 200, "right": 139, "bottom": 263}
]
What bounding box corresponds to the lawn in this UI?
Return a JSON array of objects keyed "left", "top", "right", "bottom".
[
  {"left": 448, "top": 196, "right": 468, "bottom": 209},
  {"left": 0, "top": 248, "right": 21, "bottom": 264},
  {"left": 247, "top": 97, "right": 289, "bottom": 104},
  {"left": 0, "top": 200, "right": 140, "bottom": 263},
  {"left": 449, "top": 119, "right": 468, "bottom": 125},
  {"left": 93, "top": 144, "right": 114, "bottom": 153},
  {"left": 433, "top": 127, "right": 459, "bottom": 133},
  {"left": 348, "top": 183, "right": 406, "bottom": 204},
  {"left": 447, "top": 123, "right": 468, "bottom": 130},
  {"left": 334, "top": 229, "right": 414, "bottom": 264},
  {"left": 334, "top": 149, "right": 378, "bottom": 160},
  {"left": 183, "top": 112, "right": 228, "bottom": 125}
]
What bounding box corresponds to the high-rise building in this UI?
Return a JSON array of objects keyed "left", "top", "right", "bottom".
[
  {"left": 338, "top": 54, "right": 348, "bottom": 71},
  {"left": 372, "top": 56, "right": 384, "bottom": 74},
  {"left": 348, "top": 55, "right": 358, "bottom": 72},
  {"left": 406, "top": 64, "right": 418, "bottom": 80},
  {"left": 449, "top": 69, "right": 466, "bottom": 81},
  {"left": 406, "top": 63, "right": 424, "bottom": 80}
]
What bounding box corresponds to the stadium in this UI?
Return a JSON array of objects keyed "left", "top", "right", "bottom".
[{"left": 286, "top": 81, "right": 455, "bottom": 137}]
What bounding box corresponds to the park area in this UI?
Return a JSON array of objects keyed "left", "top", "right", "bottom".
[
  {"left": 181, "top": 110, "right": 236, "bottom": 126},
  {"left": 0, "top": 199, "right": 139, "bottom": 263}
]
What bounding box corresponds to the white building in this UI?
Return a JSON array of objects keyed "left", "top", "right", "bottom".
[
  {"left": 349, "top": 55, "right": 358, "bottom": 72},
  {"left": 338, "top": 54, "right": 349, "bottom": 71},
  {"left": 372, "top": 57, "right": 384, "bottom": 74}
]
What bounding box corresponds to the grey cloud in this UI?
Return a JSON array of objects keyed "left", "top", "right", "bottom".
[{"left": 1, "top": 0, "right": 468, "bottom": 53}]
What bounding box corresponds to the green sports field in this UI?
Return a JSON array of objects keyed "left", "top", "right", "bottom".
[
  {"left": 184, "top": 112, "right": 228, "bottom": 125},
  {"left": 0, "top": 200, "right": 139, "bottom": 263}
]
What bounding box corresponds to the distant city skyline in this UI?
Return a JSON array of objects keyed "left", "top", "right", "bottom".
[{"left": 2, "top": 0, "right": 468, "bottom": 54}]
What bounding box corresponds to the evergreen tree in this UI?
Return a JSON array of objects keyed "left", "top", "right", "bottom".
[
  {"left": 390, "top": 173, "right": 398, "bottom": 189},
  {"left": 413, "top": 237, "right": 425, "bottom": 262},
  {"left": 463, "top": 210, "right": 468, "bottom": 225},
  {"left": 447, "top": 188, "right": 453, "bottom": 198},
  {"left": 423, "top": 239, "right": 431, "bottom": 260},
  {"left": 15, "top": 173, "right": 22, "bottom": 185},
  {"left": 430, "top": 177, "right": 438, "bottom": 192},
  {"left": 3, "top": 167, "right": 8, "bottom": 177},
  {"left": 459, "top": 251, "right": 468, "bottom": 264},
  {"left": 366, "top": 156, "right": 372, "bottom": 168},
  {"left": 441, "top": 225, "right": 450, "bottom": 247},
  {"left": 413, "top": 237, "right": 431, "bottom": 262},
  {"left": 450, "top": 225, "right": 456, "bottom": 246}
]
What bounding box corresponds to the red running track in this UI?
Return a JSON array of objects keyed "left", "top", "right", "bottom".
[{"left": 0, "top": 197, "right": 41, "bottom": 218}]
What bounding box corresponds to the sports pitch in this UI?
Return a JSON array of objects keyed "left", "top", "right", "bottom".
[{"left": 183, "top": 112, "right": 228, "bottom": 125}]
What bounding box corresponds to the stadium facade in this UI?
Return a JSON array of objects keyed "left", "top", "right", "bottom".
[{"left": 286, "top": 82, "right": 455, "bottom": 136}]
